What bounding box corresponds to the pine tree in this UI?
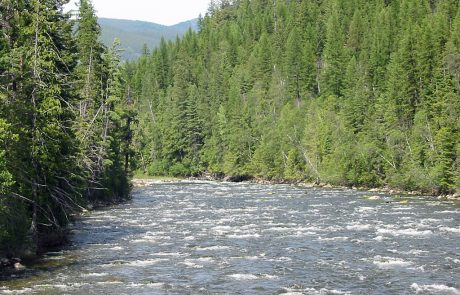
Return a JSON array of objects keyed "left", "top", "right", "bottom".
[
  {"left": 320, "top": 0, "right": 349, "bottom": 97},
  {"left": 19, "top": 0, "right": 81, "bottom": 248},
  {"left": 127, "top": 0, "right": 460, "bottom": 195}
]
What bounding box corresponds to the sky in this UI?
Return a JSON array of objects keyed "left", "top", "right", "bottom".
[{"left": 65, "top": 0, "right": 211, "bottom": 26}]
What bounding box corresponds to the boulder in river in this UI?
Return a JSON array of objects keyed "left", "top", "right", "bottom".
[{"left": 14, "top": 262, "right": 26, "bottom": 270}]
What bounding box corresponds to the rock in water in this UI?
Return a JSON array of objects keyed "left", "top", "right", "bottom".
[{"left": 14, "top": 262, "right": 26, "bottom": 270}]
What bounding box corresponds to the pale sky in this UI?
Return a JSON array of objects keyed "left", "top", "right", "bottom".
[{"left": 65, "top": 0, "right": 211, "bottom": 26}]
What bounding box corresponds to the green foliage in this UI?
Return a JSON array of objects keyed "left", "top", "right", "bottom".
[
  {"left": 126, "top": 0, "right": 459, "bottom": 196},
  {"left": 0, "top": 0, "right": 133, "bottom": 258},
  {"left": 0, "top": 199, "right": 29, "bottom": 257}
]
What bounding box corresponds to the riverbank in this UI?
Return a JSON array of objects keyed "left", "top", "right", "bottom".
[
  {"left": 0, "top": 197, "right": 131, "bottom": 275},
  {"left": 248, "top": 177, "right": 460, "bottom": 200},
  {"left": 2, "top": 181, "right": 458, "bottom": 294},
  {"left": 133, "top": 174, "right": 460, "bottom": 201}
]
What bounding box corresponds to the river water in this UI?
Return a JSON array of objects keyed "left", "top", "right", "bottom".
[{"left": 1, "top": 181, "right": 459, "bottom": 294}]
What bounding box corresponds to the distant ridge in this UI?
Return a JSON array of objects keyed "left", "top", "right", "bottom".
[{"left": 98, "top": 18, "right": 199, "bottom": 60}]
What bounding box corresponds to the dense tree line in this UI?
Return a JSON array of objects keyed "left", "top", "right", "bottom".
[
  {"left": 0, "top": 0, "right": 133, "bottom": 258},
  {"left": 129, "top": 0, "right": 460, "bottom": 194}
]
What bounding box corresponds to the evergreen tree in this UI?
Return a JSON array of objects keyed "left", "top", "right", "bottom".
[
  {"left": 126, "top": 0, "right": 460, "bottom": 196},
  {"left": 320, "top": 0, "right": 349, "bottom": 97},
  {"left": 0, "top": 0, "right": 133, "bottom": 257}
]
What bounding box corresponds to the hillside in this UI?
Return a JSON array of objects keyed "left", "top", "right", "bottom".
[
  {"left": 128, "top": 0, "right": 460, "bottom": 195},
  {"left": 98, "top": 18, "right": 198, "bottom": 60}
]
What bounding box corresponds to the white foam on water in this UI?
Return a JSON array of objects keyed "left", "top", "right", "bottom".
[
  {"left": 227, "top": 274, "right": 259, "bottom": 280},
  {"left": 435, "top": 210, "right": 459, "bottom": 214},
  {"left": 420, "top": 218, "right": 443, "bottom": 224},
  {"left": 310, "top": 204, "right": 331, "bottom": 207},
  {"left": 35, "top": 284, "right": 69, "bottom": 291},
  {"left": 261, "top": 274, "right": 279, "bottom": 279},
  {"left": 392, "top": 206, "right": 414, "bottom": 211},
  {"left": 346, "top": 223, "right": 372, "bottom": 231},
  {"left": 374, "top": 235, "right": 386, "bottom": 242},
  {"left": 0, "top": 288, "right": 34, "bottom": 294},
  {"left": 264, "top": 227, "right": 292, "bottom": 232},
  {"left": 318, "top": 236, "right": 349, "bottom": 242},
  {"left": 241, "top": 224, "right": 259, "bottom": 229},
  {"left": 182, "top": 257, "right": 214, "bottom": 268},
  {"left": 211, "top": 225, "right": 233, "bottom": 234},
  {"left": 130, "top": 238, "right": 155, "bottom": 243},
  {"left": 281, "top": 287, "right": 351, "bottom": 295},
  {"left": 411, "top": 283, "right": 460, "bottom": 294},
  {"left": 388, "top": 249, "right": 428, "bottom": 256},
  {"left": 439, "top": 227, "right": 460, "bottom": 234},
  {"left": 81, "top": 272, "right": 109, "bottom": 277},
  {"left": 154, "top": 252, "right": 186, "bottom": 257},
  {"left": 96, "top": 281, "right": 124, "bottom": 286},
  {"left": 266, "top": 256, "right": 292, "bottom": 262},
  {"left": 109, "top": 246, "right": 124, "bottom": 251},
  {"left": 126, "top": 282, "right": 164, "bottom": 288},
  {"left": 195, "top": 246, "right": 231, "bottom": 251},
  {"left": 67, "top": 283, "right": 90, "bottom": 288},
  {"left": 125, "top": 258, "right": 168, "bottom": 267},
  {"left": 356, "top": 206, "right": 376, "bottom": 213},
  {"left": 227, "top": 233, "right": 261, "bottom": 239},
  {"left": 376, "top": 228, "right": 433, "bottom": 237},
  {"left": 318, "top": 289, "right": 351, "bottom": 295},
  {"left": 195, "top": 257, "right": 214, "bottom": 262},
  {"left": 373, "top": 256, "right": 413, "bottom": 269},
  {"left": 279, "top": 291, "right": 304, "bottom": 295},
  {"left": 293, "top": 231, "right": 318, "bottom": 237},
  {"left": 181, "top": 261, "right": 203, "bottom": 268},
  {"left": 445, "top": 257, "right": 460, "bottom": 264},
  {"left": 230, "top": 255, "right": 259, "bottom": 261},
  {"left": 324, "top": 225, "right": 344, "bottom": 232}
]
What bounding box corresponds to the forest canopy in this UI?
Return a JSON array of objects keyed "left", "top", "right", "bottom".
[
  {"left": 1, "top": 0, "right": 460, "bottom": 260},
  {"left": 128, "top": 0, "right": 460, "bottom": 194},
  {"left": 0, "top": 0, "right": 133, "bottom": 258}
]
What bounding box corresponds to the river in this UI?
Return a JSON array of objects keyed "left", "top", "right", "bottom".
[{"left": 1, "top": 181, "right": 459, "bottom": 294}]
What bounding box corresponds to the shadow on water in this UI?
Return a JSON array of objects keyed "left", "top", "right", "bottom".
[{"left": 0, "top": 198, "right": 148, "bottom": 283}]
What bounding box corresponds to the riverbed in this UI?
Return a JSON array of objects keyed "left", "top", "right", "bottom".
[{"left": 1, "top": 181, "right": 459, "bottom": 294}]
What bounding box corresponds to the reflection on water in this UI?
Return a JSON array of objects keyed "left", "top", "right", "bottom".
[{"left": 1, "top": 181, "right": 459, "bottom": 294}]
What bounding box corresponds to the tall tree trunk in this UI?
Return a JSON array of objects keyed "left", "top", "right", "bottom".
[{"left": 29, "top": 0, "right": 41, "bottom": 250}]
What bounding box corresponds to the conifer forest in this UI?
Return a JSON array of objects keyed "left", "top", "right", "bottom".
[
  {"left": 1, "top": 0, "right": 460, "bottom": 259},
  {"left": 129, "top": 0, "right": 460, "bottom": 192},
  {"left": 0, "top": 0, "right": 133, "bottom": 257}
]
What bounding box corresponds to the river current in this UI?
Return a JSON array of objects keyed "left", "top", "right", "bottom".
[{"left": 1, "top": 181, "right": 459, "bottom": 294}]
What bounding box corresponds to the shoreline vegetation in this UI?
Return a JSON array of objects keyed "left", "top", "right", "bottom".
[
  {"left": 0, "top": 0, "right": 133, "bottom": 270},
  {"left": 3, "top": 173, "right": 457, "bottom": 275},
  {"left": 2, "top": 0, "right": 460, "bottom": 277},
  {"left": 129, "top": 0, "right": 460, "bottom": 198}
]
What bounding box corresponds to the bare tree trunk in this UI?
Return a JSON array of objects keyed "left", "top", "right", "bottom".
[
  {"left": 316, "top": 59, "right": 322, "bottom": 95},
  {"left": 140, "top": 151, "right": 146, "bottom": 172},
  {"left": 29, "top": 0, "right": 41, "bottom": 249},
  {"left": 125, "top": 116, "right": 132, "bottom": 174},
  {"left": 81, "top": 47, "right": 93, "bottom": 118}
]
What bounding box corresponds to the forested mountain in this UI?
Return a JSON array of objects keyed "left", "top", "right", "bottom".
[
  {"left": 98, "top": 18, "right": 199, "bottom": 60},
  {"left": 1, "top": 0, "right": 460, "bottom": 263},
  {"left": 0, "top": 0, "right": 132, "bottom": 258},
  {"left": 128, "top": 0, "right": 460, "bottom": 195}
]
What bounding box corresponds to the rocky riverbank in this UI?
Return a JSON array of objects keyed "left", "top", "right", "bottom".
[
  {"left": 133, "top": 173, "right": 460, "bottom": 201},
  {"left": 0, "top": 258, "right": 27, "bottom": 277}
]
